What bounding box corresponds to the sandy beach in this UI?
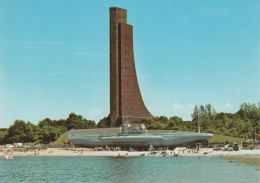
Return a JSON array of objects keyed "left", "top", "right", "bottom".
[
  {"left": 1, "top": 148, "right": 259, "bottom": 157},
  {"left": 1, "top": 148, "right": 259, "bottom": 168}
]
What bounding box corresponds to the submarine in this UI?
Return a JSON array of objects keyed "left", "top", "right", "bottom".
[{"left": 67, "top": 124, "right": 213, "bottom": 148}]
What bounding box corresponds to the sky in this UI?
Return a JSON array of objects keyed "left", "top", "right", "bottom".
[{"left": 0, "top": 0, "right": 259, "bottom": 128}]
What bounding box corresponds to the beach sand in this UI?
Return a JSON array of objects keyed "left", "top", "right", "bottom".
[
  {"left": 1, "top": 148, "right": 259, "bottom": 157},
  {"left": 1, "top": 148, "right": 260, "bottom": 167}
]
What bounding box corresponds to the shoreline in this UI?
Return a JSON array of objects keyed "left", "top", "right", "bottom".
[
  {"left": 2, "top": 148, "right": 260, "bottom": 168},
  {"left": 1, "top": 148, "right": 259, "bottom": 156},
  {"left": 220, "top": 154, "right": 260, "bottom": 169}
]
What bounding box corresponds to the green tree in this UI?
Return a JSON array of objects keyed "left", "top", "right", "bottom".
[
  {"left": 39, "top": 118, "right": 53, "bottom": 128},
  {"left": 97, "top": 117, "right": 108, "bottom": 128},
  {"left": 5, "top": 120, "right": 27, "bottom": 143},
  {"left": 0, "top": 128, "right": 8, "bottom": 144},
  {"left": 25, "top": 122, "right": 39, "bottom": 142},
  {"left": 66, "top": 113, "right": 96, "bottom": 130},
  {"left": 191, "top": 105, "right": 199, "bottom": 122}
]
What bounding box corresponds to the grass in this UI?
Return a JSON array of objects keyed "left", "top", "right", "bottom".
[
  {"left": 208, "top": 134, "right": 246, "bottom": 143},
  {"left": 52, "top": 134, "right": 70, "bottom": 145}
]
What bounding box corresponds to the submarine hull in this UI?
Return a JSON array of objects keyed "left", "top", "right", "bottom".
[{"left": 68, "top": 132, "right": 213, "bottom": 148}]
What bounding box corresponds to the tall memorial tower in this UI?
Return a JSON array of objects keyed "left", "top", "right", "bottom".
[{"left": 108, "top": 7, "right": 153, "bottom": 127}]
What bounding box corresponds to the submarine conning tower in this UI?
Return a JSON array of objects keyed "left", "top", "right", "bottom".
[{"left": 123, "top": 124, "right": 147, "bottom": 134}]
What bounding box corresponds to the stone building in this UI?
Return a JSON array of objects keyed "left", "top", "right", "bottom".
[{"left": 108, "top": 7, "right": 153, "bottom": 127}]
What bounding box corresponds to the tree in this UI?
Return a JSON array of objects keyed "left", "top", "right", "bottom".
[
  {"left": 97, "top": 117, "right": 108, "bottom": 128},
  {"left": 5, "top": 120, "right": 27, "bottom": 143},
  {"left": 0, "top": 128, "right": 8, "bottom": 144},
  {"left": 39, "top": 118, "right": 53, "bottom": 128},
  {"left": 25, "top": 122, "right": 39, "bottom": 142},
  {"left": 191, "top": 105, "right": 199, "bottom": 122},
  {"left": 66, "top": 112, "right": 96, "bottom": 130}
]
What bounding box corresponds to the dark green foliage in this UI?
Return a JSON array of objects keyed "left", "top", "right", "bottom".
[
  {"left": 0, "top": 112, "right": 97, "bottom": 144},
  {"left": 140, "top": 103, "right": 259, "bottom": 140},
  {"left": 141, "top": 116, "right": 184, "bottom": 130},
  {"left": 25, "top": 122, "right": 40, "bottom": 142},
  {"left": 4, "top": 120, "right": 27, "bottom": 143},
  {"left": 1, "top": 103, "right": 259, "bottom": 144},
  {"left": 193, "top": 103, "right": 260, "bottom": 139},
  {"left": 38, "top": 126, "right": 67, "bottom": 143},
  {"left": 0, "top": 128, "right": 8, "bottom": 143},
  {"left": 66, "top": 112, "right": 96, "bottom": 130},
  {"left": 97, "top": 117, "right": 109, "bottom": 128}
]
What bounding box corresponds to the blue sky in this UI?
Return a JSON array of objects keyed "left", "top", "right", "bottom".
[{"left": 0, "top": 0, "right": 259, "bottom": 128}]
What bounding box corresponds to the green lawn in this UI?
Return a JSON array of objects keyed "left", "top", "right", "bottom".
[
  {"left": 52, "top": 134, "right": 70, "bottom": 145},
  {"left": 208, "top": 134, "right": 246, "bottom": 143}
]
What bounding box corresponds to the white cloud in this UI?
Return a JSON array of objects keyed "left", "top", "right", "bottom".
[
  {"left": 173, "top": 103, "right": 194, "bottom": 112},
  {"left": 173, "top": 103, "right": 182, "bottom": 111},
  {"left": 224, "top": 102, "right": 232, "bottom": 108},
  {"left": 170, "top": 103, "right": 194, "bottom": 121},
  {"left": 214, "top": 102, "right": 235, "bottom": 113}
]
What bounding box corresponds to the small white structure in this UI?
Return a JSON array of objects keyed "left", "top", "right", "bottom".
[
  {"left": 174, "top": 147, "right": 187, "bottom": 152},
  {"left": 13, "top": 143, "right": 23, "bottom": 148},
  {"left": 5, "top": 144, "right": 14, "bottom": 148}
]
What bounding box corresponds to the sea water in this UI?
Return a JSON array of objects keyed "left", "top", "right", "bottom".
[{"left": 0, "top": 156, "right": 259, "bottom": 183}]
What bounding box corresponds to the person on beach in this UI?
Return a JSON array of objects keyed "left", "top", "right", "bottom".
[
  {"left": 250, "top": 145, "right": 253, "bottom": 150},
  {"left": 197, "top": 145, "right": 199, "bottom": 151}
]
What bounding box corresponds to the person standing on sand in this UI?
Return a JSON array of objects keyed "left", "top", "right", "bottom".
[{"left": 250, "top": 145, "right": 253, "bottom": 150}]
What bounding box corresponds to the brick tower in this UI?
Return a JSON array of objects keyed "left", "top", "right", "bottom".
[{"left": 108, "top": 7, "right": 153, "bottom": 127}]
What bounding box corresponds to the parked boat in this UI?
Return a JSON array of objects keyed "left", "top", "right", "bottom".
[{"left": 115, "top": 153, "right": 128, "bottom": 158}]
